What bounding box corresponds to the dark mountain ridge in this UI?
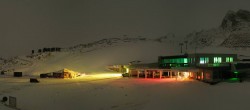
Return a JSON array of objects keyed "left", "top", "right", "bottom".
[{"left": 186, "top": 9, "right": 250, "bottom": 49}]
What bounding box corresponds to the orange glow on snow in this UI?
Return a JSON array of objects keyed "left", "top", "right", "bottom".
[{"left": 82, "top": 73, "right": 122, "bottom": 79}]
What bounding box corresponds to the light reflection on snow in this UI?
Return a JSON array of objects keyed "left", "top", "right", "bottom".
[
  {"left": 90, "top": 73, "right": 122, "bottom": 78},
  {"left": 77, "top": 73, "right": 122, "bottom": 79}
]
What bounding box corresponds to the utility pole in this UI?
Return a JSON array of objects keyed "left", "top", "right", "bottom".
[
  {"left": 184, "top": 41, "right": 188, "bottom": 54},
  {"left": 179, "top": 43, "right": 183, "bottom": 54},
  {"left": 184, "top": 41, "right": 188, "bottom": 51}
]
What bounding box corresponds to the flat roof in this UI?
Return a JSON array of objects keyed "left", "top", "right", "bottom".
[
  {"left": 159, "top": 53, "right": 237, "bottom": 59},
  {"left": 159, "top": 54, "right": 188, "bottom": 59},
  {"left": 188, "top": 53, "right": 237, "bottom": 56}
]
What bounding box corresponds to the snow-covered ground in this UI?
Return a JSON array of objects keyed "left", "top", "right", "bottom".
[{"left": 1, "top": 74, "right": 250, "bottom": 110}]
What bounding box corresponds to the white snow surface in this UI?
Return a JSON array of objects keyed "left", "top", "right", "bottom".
[{"left": 1, "top": 76, "right": 250, "bottom": 110}]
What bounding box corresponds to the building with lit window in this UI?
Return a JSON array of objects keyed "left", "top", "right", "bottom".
[
  {"left": 158, "top": 53, "right": 239, "bottom": 83},
  {"left": 158, "top": 53, "right": 237, "bottom": 68},
  {"left": 124, "top": 53, "right": 249, "bottom": 84}
]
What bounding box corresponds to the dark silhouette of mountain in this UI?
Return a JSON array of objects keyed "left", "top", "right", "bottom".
[
  {"left": 186, "top": 9, "right": 250, "bottom": 48},
  {"left": 66, "top": 36, "right": 174, "bottom": 53},
  {"left": 221, "top": 9, "right": 250, "bottom": 30}
]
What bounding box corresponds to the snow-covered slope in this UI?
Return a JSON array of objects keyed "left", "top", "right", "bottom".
[
  {"left": 0, "top": 36, "right": 180, "bottom": 75},
  {"left": 65, "top": 35, "right": 177, "bottom": 53}
]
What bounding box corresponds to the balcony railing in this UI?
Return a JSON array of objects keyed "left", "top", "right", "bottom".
[{"left": 195, "top": 63, "right": 230, "bottom": 67}]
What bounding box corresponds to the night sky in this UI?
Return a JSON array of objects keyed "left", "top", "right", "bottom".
[{"left": 1, "top": 0, "right": 250, "bottom": 57}]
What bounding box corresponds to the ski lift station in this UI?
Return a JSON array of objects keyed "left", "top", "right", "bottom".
[{"left": 122, "top": 53, "right": 250, "bottom": 83}]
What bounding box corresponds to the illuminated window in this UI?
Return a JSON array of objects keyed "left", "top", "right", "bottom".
[
  {"left": 200, "top": 57, "right": 209, "bottom": 64},
  {"left": 189, "top": 58, "right": 195, "bottom": 63},
  {"left": 190, "top": 58, "right": 192, "bottom": 63},
  {"left": 184, "top": 58, "right": 188, "bottom": 63},
  {"left": 230, "top": 57, "right": 234, "bottom": 62},
  {"left": 200, "top": 57, "right": 204, "bottom": 64},
  {"left": 226, "top": 57, "right": 234, "bottom": 62},
  {"left": 214, "top": 57, "right": 222, "bottom": 63},
  {"left": 205, "top": 57, "right": 209, "bottom": 63}
]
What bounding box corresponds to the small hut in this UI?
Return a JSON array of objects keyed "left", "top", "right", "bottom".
[{"left": 53, "top": 68, "right": 78, "bottom": 79}]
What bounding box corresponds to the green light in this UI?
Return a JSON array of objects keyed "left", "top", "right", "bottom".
[
  {"left": 227, "top": 78, "right": 240, "bottom": 83},
  {"left": 230, "top": 78, "right": 239, "bottom": 81},
  {"left": 200, "top": 57, "right": 205, "bottom": 64},
  {"left": 163, "top": 58, "right": 189, "bottom": 64},
  {"left": 184, "top": 58, "right": 188, "bottom": 63},
  {"left": 226, "top": 57, "right": 234, "bottom": 62},
  {"left": 212, "top": 63, "right": 220, "bottom": 67},
  {"left": 214, "top": 57, "right": 222, "bottom": 63},
  {"left": 234, "top": 71, "right": 239, "bottom": 74},
  {"left": 229, "top": 78, "right": 239, "bottom": 82},
  {"left": 200, "top": 57, "right": 209, "bottom": 64},
  {"left": 230, "top": 57, "right": 234, "bottom": 62},
  {"left": 226, "top": 57, "right": 229, "bottom": 62}
]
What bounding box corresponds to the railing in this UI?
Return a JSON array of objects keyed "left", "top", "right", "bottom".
[
  {"left": 160, "top": 63, "right": 232, "bottom": 68},
  {"left": 195, "top": 63, "right": 230, "bottom": 67}
]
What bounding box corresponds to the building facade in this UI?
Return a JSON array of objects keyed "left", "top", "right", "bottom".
[{"left": 158, "top": 53, "right": 238, "bottom": 83}]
